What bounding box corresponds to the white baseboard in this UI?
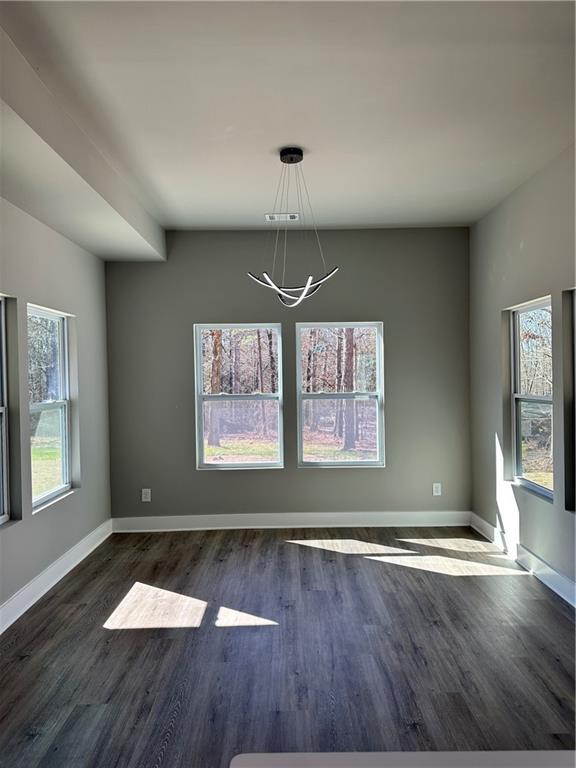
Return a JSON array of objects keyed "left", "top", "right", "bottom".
[
  {"left": 470, "top": 513, "right": 575, "bottom": 606},
  {"left": 469, "top": 512, "right": 508, "bottom": 551},
  {"left": 516, "top": 544, "right": 576, "bottom": 608},
  {"left": 232, "top": 751, "right": 575, "bottom": 768},
  {"left": 0, "top": 519, "right": 113, "bottom": 634},
  {"left": 112, "top": 510, "right": 473, "bottom": 533}
]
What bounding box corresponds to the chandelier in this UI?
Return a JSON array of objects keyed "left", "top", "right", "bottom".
[{"left": 247, "top": 147, "right": 339, "bottom": 308}]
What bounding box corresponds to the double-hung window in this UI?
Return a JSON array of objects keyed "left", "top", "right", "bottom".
[
  {"left": 0, "top": 298, "right": 9, "bottom": 524},
  {"left": 194, "top": 324, "right": 283, "bottom": 469},
  {"left": 28, "top": 306, "right": 71, "bottom": 507},
  {"left": 296, "top": 322, "right": 385, "bottom": 467},
  {"left": 512, "top": 299, "right": 553, "bottom": 497}
]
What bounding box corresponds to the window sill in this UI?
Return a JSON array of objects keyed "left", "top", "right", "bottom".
[
  {"left": 32, "top": 487, "right": 75, "bottom": 514},
  {"left": 298, "top": 462, "right": 385, "bottom": 469},
  {"left": 197, "top": 464, "right": 284, "bottom": 471},
  {"left": 513, "top": 478, "right": 554, "bottom": 503}
]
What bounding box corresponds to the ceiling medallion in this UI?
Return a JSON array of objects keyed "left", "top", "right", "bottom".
[{"left": 247, "top": 147, "right": 339, "bottom": 308}]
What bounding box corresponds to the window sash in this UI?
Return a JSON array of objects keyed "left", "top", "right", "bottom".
[
  {"left": 0, "top": 298, "right": 8, "bottom": 523},
  {"left": 511, "top": 302, "right": 553, "bottom": 498},
  {"left": 0, "top": 408, "right": 8, "bottom": 524},
  {"left": 194, "top": 324, "right": 284, "bottom": 470},
  {"left": 296, "top": 322, "right": 385, "bottom": 468},
  {"left": 30, "top": 401, "right": 71, "bottom": 507},
  {"left": 28, "top": 307, "right": 71, "bottom": 507}
]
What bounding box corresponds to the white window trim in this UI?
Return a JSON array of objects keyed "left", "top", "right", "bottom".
[
  {"left": 28, "top": 306, "right": 72, "bottom": 509},
  {"left": 296, "top": 321, "right": 385, "bottom": 468},
  {"left": 511, "top": 298, "right": 553, "bottom": 501},
  {"left": 0, "top": 298, "right": 9, "bottom": 525},
  {"left": 194, "top": 323, "right": 284, "bottom": 470}
]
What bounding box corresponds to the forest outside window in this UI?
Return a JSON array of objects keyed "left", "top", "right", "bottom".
[
  {"left": 0, "top": 298, "right": 9, "bottom": 524},
  {"left": 28, "top": 306, "right": 71, "bottom": 507},
  {"left": 512, "top": 299, "right": 553, "bottom": 497},
  {"left": 194, "top": 325, "right": 283, "bottom": 469},
  {"left": 296, "top": 322, "right": 385, "bottom": 467}
]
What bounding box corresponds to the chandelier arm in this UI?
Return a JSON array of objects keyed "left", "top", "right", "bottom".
[
  {"left": 299, "top": 163, "right": 328, "bottom": 274},
  {"left": 275, "top": 275, "right": 314, "bottom": 308},
  {"left": 271, "top": 266, "right": 339, "bottom": 292},
  {"left": 247, "top": 266, "right": 338, "bottom": 293}
]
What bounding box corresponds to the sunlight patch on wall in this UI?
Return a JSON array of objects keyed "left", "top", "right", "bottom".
[
  {"left": 495, "top": 433, "right": 520, "bottom": 556},
  {"left": 103, "top": 582, "right": 207, "bottom": 629},
  {"left": 287, "top": 539, "right": 415, "bottom": 555},
  {"left": 365, "top": 554, "right": 528, "bottom": 577},
  {"left": 215, "top": 607, "right": 278, "bottom": 627}
]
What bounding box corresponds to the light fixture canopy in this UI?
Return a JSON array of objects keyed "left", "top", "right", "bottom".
[{"left": 247, "top": 146, "right": 339, "bottom": 308}]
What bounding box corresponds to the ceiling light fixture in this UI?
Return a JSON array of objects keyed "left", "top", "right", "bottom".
[{"left": 247, "top": 147, "right": 338, "bottom": 307}]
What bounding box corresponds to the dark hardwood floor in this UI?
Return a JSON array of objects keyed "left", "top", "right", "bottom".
[{"left": 0, "top": 526, "right": 574, "bottom": 767}]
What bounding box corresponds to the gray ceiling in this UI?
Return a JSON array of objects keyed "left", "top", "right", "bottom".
[{"left": 1, "top": 1, "right": 574, "bottom": 231}]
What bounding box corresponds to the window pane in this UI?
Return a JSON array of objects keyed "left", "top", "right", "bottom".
[
  {"left": 202, "top": 400, "right": 280, "bottom": 464},
  {"left": 299, "top": 326, "right": 377, "bottom": 393},
  {"left": 201, "top": 328, "right": 279, "bottom": 395},
  {"left": 302, "top": 398, "right": 379, "bottom": 463},
  {"left": 0, "top": 411, "right": 6, "bottom": 517},
  {"left": 28, "top": 313, "right": 64, "bottom": 403},
  {"left": 518, "top": 306, "right": 552, "bottom": 396},
  {"left": 518, "top": 401, "right": 553, "bottom": 491},
  {"left": 30, "top": 407, "right": 66, "bottom": 500}
]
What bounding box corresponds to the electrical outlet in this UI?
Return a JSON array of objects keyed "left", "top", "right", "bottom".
[
  {"left": 141, "top": 488, "right": 152, "bottom": 503},
  {"left": 432, "top": 482, "right": 442, "bottom": 497}
]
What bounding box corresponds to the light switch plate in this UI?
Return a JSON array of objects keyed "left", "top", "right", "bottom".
[{"left": 432, "top": 482, "right": 442, "bottom": 497}]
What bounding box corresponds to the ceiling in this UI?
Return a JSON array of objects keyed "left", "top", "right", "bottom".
[{"left": 0, "top": 1, "right": 574, "bottom": 239}]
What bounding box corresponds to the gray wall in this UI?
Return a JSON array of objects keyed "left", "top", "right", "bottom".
[
  {"left": 470, "top": 145, "right": 575, "bottom": 580},
  {"left": 106, "top": 227, "right": 470, "bottom": 519},
  {"left": 0, "top": 199, "right": 111, "bottom": 604}
]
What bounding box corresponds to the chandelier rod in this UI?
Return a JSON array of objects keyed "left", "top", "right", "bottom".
[
  {"left": 271, "top": 163, "right": 287, "bottom": 281},
  {"left": 298, "top": 162, "right": 327, "bottom": 274}
]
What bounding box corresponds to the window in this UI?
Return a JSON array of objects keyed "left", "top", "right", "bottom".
[
  {"left": 28, "top": 306, "right": 71, "bottom": 506},
  {"left": 194, "top": 325, "right": 283, "bottom": 469},
  {"left": 0, "top": 298, "right": 9, "bottom": 524},
  {"left": 296, "top": 322, "right": 384, "bottom": 467},
  {"left": 512, "top": 300, "right": 553, "bottom": 497}
]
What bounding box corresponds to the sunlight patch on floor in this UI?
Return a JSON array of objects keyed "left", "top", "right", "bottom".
[
  {"left": 103, "top": 583, "right": 279, "bottom": 630},
  {"left": 103, "top": 582, "right": 207, "bottom": 629},
  {"left": 397, "top": 537, "right": 498, "bottom": 553},
  {"left": 215, "top": 607, "right": 278, "bottom": 627},
  {"left": 365, "top": 554, "right": 528, "bottom": 576},
  {"left": 287, "top": 539, "right": 415, "bottom": 555}
]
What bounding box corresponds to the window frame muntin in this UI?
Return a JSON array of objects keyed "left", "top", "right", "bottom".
[
  {"left": 194, "top": 323, "right": 284, "bottom": 470},
  {"left": 296, "top": 321, "right": 385, "bottom": 469},
  {"left": 28, "top": 305, "right": 72, "bottom": 508},
  {"left": 0, "top": 298, "right": 9, "bottom": 524},
  {"left": 511, "top": 299, "right": 553, "bottom": 500}
]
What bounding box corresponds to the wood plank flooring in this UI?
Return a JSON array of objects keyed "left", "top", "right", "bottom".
[{"left": 0, "top": 526, "right": 573, "bottom": 767}]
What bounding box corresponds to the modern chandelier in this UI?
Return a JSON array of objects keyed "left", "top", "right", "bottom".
[{"left": 247, "top": 147, "right": 338, "bottom": 308}]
